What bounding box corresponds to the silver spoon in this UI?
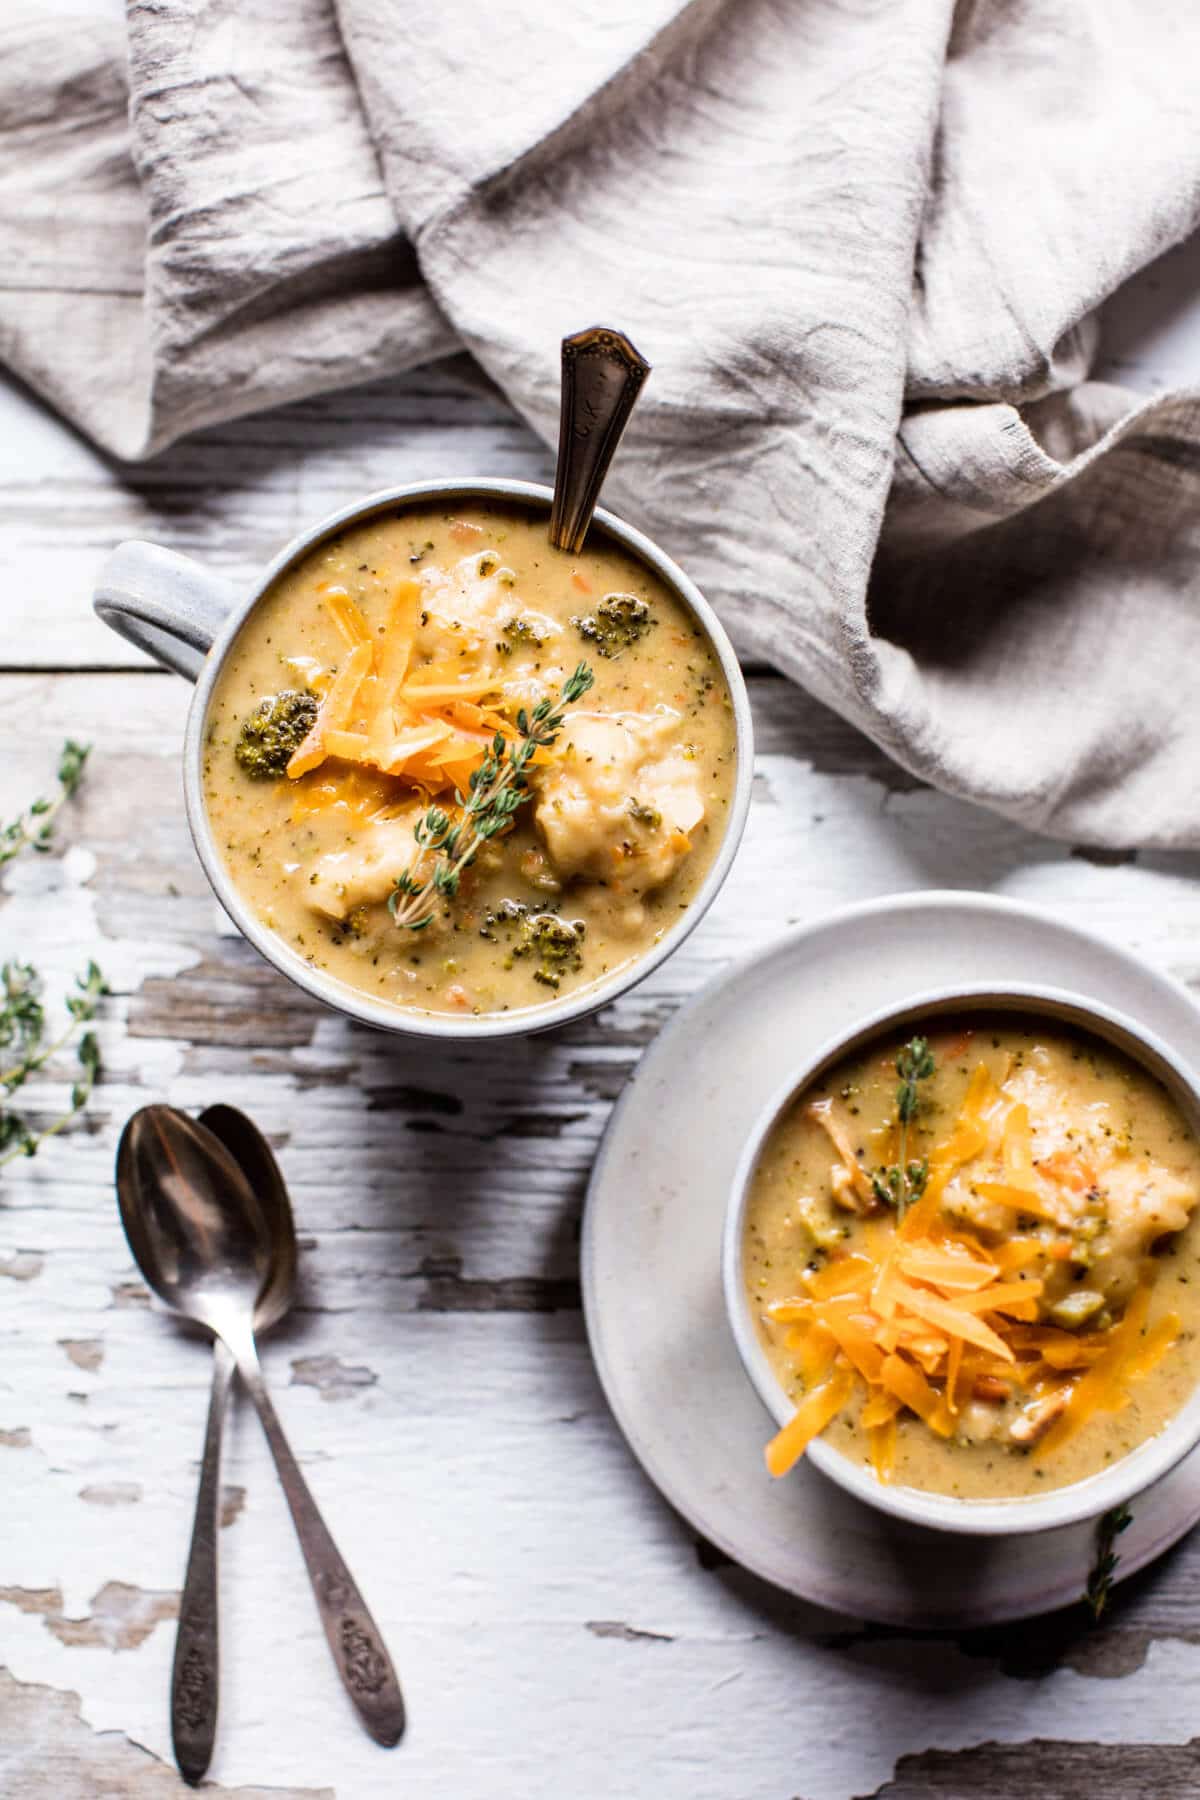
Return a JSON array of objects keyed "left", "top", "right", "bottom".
[
  {"left": 155, "top": 1106, "right": 295, "bottom": 1783},
  {"left": 548, "top": 325, "right": 650, "bottom": 554},
  {"left": 116, "top": 1105, "right": 404, "bottom": 1768}
]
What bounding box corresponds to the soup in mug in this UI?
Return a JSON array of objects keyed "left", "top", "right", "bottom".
[
  {"left": 742, "top": 1015, "right": 1200, "bottom": 1499},
  {"left": 202, "top": 502, "right": 738, "bottom": 1018}
]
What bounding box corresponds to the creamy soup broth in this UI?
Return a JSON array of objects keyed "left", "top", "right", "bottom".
[
  {"left": 203, "top": 502, "right": 737, "bottom": 1018},
  {"left": 743, "top": 1016, "right": 1200, "bottom": 1498}
]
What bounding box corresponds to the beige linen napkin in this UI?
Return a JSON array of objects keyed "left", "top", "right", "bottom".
[{"left": 3, "top": 0, "right": 1199, "bottom": 847}]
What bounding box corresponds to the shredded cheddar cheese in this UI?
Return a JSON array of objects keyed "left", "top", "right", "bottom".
[{"left": 283, "top": 585, "right": 545, "bottom": 794}]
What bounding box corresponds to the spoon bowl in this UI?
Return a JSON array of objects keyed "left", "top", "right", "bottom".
[
  {"left": 117, "top": 1105, "right": 273, "bottom": 1339},
  {"left": 199, "top": 1103, "right": 296, "bottom": 1333}
]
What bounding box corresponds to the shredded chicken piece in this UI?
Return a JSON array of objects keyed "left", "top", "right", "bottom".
[
  {"left": 808, "top": 1098, "right": 876, "bottom": 1211},
  {"left": 1010, "top": 1386, "right": 1071, "bottom": 1445},
  {"left": 956, "top": 1401, "right": 1005, "bottom": 1443},
  {"left": 830, "top": 1163, "right": 865, "bottom": 1214},
  {"left": 303, "top": 811, "right": 430, "bottom": 923}
]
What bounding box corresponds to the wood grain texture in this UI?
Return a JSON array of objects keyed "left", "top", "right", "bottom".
[
  {"left": 859, "top": 1736, "right": 1200, "bottom": 1800},
  {"left": 2, "top": 260, "right": 1200, "bottom": 1798}
]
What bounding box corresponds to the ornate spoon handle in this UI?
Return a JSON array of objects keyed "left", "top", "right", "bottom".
[
  {"left": 172, "top": 1337, "right": 235, "bottom": 1785},
  {"left": 549, "top": 326, "right": 651, "bottom": 554},
  {"left": 230, "top": 1335, "right": 405, "bottom": 1747}
]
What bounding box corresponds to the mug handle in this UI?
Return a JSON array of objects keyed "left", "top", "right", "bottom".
[{"left": 94, "top": 541, "right": 239, "bottom": 682}]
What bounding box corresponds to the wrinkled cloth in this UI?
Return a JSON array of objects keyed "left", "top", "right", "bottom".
[{"left": 3, "top": 0, "right": 1200, "bottom": 847}]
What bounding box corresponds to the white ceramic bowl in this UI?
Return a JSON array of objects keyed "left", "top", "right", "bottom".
[
  {"left": 723, "top": 981, "right": 1200, "bottom": 1536},
  {"left": 93, "top": 478, "right": 753, "bottom": 1041}
]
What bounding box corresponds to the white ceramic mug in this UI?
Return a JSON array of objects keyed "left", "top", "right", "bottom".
[{"left": 94, "top": 478, "right": 754, "bottom": 1040}]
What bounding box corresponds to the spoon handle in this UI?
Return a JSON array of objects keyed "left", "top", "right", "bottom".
[
  {"left": 548, "top": 326, "right": 650, "bottom": 554},
  {"left": 172, "top": 1337, "right": 235, "bottom": 1784},
  {"left": 236, "top": 1352, "right": 405, "bottom": 1746}
]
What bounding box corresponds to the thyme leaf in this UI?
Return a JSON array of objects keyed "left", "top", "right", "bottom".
[
  {"left": 0, "top": 740, "right": 90, "bottom": 867},
  {"left": 0, "top": 742, "right": 107, "bottom": 1170},
  {"left": 871, "top": 1035, "right": 935, "bottom": 1219},
  {"left": 0, "top": 960, "right": 108, "bottom": 1169},
  {"left": 388, "top": 663, "right": 594, "bottom": 931}
]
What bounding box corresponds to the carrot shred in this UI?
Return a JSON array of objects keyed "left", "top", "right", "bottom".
[
  {"left": 1001, "top": 1102, "right": 1037, "bottom": 1191},
  {"left": 945, "top": 1335, "right": 964, "bottom": 1414},
  {"left": 879, "top": 1355, "right": 953, "bottom": 1437},
  {"left": 860, "top": 1388, "right": 903, "bottom": 1428},
  {"left": 992, "top": 1238, "right": 1048, "bottom": 1272},
  {"left": 374, "top": 579, "right": 422, "bottom": 699},
  {"left": 400, "top": 679, "right": 501, "bottom": 703},
  {"left": 888, "top": 1280, "right": 1015, "bottom": 1362},
  {"left": 1039, "top": 1149, "right": 1099, "bottom": 1194},
  {"left": 323, "top": 587, "right": 371, "bottom": 647},
  {"left": 868, "top": 1416, "right": 897, "bottom": 1484},
  {"left": 1034, "top": 1278, "right": 1154, "bottom": 1459},
  {"left": 805, "top": 1256, "right": 874, "bottom": 1299},
  {"left": 1125, "top": 1312, "right": 1180, "bottom": 1383},
  {"left": 765, "top": 1298, "right": 813, "bottom": 1324},
  {"left": 949, "top": 1279, "right": 1044, "bottom": 1315},
  {"left": 796, "top": 1324, "right": 837, "bottom": 1389},
  {"left": 323, "top": 729, "right": 370, "bottom": 760},
  {"left": 765, "top": 1364, "right": 856, "bottom": 1477},
  {"left": 897, "top": 1244, "right": 997, "bottom": 1291},
  {"left": 819, "top": 1312, "right": 885, "bottom": 1385},
  {"left": 287, "top": 642, "right": 372, "bottom": 777},
  {"left": 970, "top": 1181, "right": 1072, "bottom": 1225}
]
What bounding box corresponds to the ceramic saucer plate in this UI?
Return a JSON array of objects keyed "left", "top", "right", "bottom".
[{"left": 581, "top": 891, "right": 1200, "bottom": 1628}]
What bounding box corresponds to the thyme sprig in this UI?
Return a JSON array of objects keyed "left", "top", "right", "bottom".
[
  {"left": 0, "top": 960, "right": 108, "bottom": 1167},
  {"left": 1085, "top": 1501, "right": 1133, "bottom": 1622},
  {"left": 388, "top": 663, "right": 595, "bottom": 931},
  {"left": 1, "top": 740, "right": 107, "bottom": 1169},
  {"left": 871, "top": 1036, "right": 936, "bottom": 1218},
  {"left": 0, "top": 741, "right": 90, "bottom": 867}
]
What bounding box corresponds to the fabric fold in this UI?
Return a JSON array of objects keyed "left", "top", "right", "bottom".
[{"left": 3, "top": 0, "right": 1200, "bottom": 846}]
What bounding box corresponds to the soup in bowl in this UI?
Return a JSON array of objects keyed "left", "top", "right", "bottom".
[
  {"left": 724, "top": 987, "right": 1200, "bottom": 1534},
  {"left": 95, "top": 480, "right": 752, "bottom": 1038}
]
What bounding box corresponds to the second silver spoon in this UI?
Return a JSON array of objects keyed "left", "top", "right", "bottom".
[{"left": 167, "top": 1106, "right": 296, "bottom": 1782}]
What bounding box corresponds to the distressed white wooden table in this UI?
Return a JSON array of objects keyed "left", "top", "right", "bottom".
[{"left": 4, "top": 241, "right": 1200, "bottom": 1800}]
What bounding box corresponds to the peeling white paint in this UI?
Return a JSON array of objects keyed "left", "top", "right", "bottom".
[{"left": 3, "top": 319, "right": 1200, "bottom": 1798}]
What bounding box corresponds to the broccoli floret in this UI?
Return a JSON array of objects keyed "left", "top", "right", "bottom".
[
  {"left": 235, "top": 690, "right": 318, "bottom": 778},
  {"left": 479, "top": 901, "right": 586, "bottom": 988},
  {"left": 516, "top": 912, "right": 586, "bottom": 989},
  {"left": 496, "top": 617, "right": 547, "bottom": 657},
  {"left": 329, "top": 905, "right": 369, "bottom": 946},
  {"left": 572, "top": 593, "right": 655, "bottom": 658}
]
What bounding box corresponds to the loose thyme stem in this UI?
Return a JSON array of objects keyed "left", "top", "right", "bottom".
[
  {"left": 0, "top": 961, "right": 107, "bottom": 1168},
  {"left": 0, "top": 745, "right": 106, "bottom": 1170},
  {"left": 0, "top": 741, "right": 90, "bottom": 868},
  {"left": 388, "top": 663, "right": 594, "bottom": 932},
  {"left": 1086, "top": 1502, "right": 1133, "bottom": 1622}
]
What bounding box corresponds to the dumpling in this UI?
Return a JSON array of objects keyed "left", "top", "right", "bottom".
[
  {"left": 303, "top": 810, "right": 427, "bottom": 922},
  {"left": 414, "top": 549, "right": 561, "bottom": 670},
  {"left": 533, "top": 708, "right": 704, "bottom": 896}
]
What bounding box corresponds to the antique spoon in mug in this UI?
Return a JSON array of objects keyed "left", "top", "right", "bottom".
[
  {"left": 116, "top": 1105, "right": 404, "bottom": 1774},
  {"left": 548, "top": 325, "right": 651, "bottom": 553},
  {"left": 147, "top": 1104, "right": 296, "bottom": 1783}
]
